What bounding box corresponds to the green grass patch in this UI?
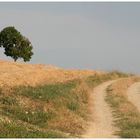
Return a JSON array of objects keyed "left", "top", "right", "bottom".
[
  {"left": 67, "top": 101, "right": 79, "bottom": 111},
  {"left": 0, "top": 121, "right": 66, "bottom": 138},
  {"left": 15, "top": 80, "right": 78, "bottom": 101},
  {"left": 1, "top": 106, "right": 54, "bottom": 126},
  {"left": 0, "top": 96, "right": 17, "bottom": 106}
]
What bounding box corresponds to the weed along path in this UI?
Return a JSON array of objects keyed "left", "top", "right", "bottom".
[
  {"left": 127, "top": 82, "right": 140, "bottom": 112},
  {"left": 83, "top": 80, "right": 118, "bottom": 138}
]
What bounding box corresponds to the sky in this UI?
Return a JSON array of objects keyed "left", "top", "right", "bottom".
[{"left": 0, "top": 2, "right": 140, "bottom": 73}]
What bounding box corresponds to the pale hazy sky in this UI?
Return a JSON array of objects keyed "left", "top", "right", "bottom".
[{"left": 0, "top": 2, "right": 140, "bottom": 73}]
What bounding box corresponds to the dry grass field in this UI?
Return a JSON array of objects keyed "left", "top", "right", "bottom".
[
  {"left": 0, "top": 60, "right": 140, "bottom": 138},
  {"left": 0, "top": 59, "right": 104, "bottom": 88}
]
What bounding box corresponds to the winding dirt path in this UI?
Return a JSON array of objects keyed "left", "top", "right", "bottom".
[
  {"left": 83, "top": 80, "right": 118, "bottom": 138},
  {"left": 127, "top": 82, "right": 140, "bottom": 112}
]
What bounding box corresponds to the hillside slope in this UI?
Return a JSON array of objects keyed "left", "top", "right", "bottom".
[
  {"left": 0, "top": 60, "right": 139, "bottom": 138},
  {"left": 0, "top": 59, "right": 106, "bottom": 138},
  {"left": 0, "top": 60, "right": 104, "bottom": 88}
]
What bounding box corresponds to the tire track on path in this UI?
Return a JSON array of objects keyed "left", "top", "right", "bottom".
[{"left": 82, "top": 80, "right": 118, "bottom": 138}]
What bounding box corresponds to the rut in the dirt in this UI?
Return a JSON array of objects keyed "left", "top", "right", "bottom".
[{"left": 83, "top": 80, "right": 118, "bottom": 138}]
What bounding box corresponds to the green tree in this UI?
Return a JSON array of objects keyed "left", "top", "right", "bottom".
[{"left": 0, "top": 26, "right": 33, "bottom": 62}]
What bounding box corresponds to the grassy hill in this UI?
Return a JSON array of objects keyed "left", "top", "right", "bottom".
[{"left": 0, "top": 60, "right": 135, "bottom": 138}]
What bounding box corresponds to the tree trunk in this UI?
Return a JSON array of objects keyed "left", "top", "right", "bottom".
[{"left": 14, "top": 58, "right": 17, "bottom": 62}]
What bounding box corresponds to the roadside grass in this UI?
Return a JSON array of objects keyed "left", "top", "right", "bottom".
[{"left": 106, "top": 77, "right": 140, "bottom": 138}]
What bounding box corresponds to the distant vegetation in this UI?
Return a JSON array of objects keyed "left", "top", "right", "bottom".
[
  {"left": 0, "top": 26, "right": 33, "bottom": 62},
  {"left": 86, "top": 70, "right": 132, "bottom": 88}
]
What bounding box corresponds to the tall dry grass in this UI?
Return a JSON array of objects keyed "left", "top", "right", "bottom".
[{"left": 106, "top": 77, "right": 140, "bottom": 138}]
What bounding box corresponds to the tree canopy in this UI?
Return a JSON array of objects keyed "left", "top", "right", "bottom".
[{"left": 0, "top": 26, "right": 33, "bottom": 62}]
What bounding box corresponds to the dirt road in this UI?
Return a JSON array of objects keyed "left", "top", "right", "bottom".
[{"left": 83, "top": 80, "right": 118, "bottom": 138}]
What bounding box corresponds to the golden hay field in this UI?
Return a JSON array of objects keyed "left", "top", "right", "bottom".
[{"left": 0, "top": 59, "right": 105, "bottom": 88}]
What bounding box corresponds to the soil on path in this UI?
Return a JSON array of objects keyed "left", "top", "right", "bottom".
[{"left": 82, "top": 80, "right": 118, "bottom": 138}]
